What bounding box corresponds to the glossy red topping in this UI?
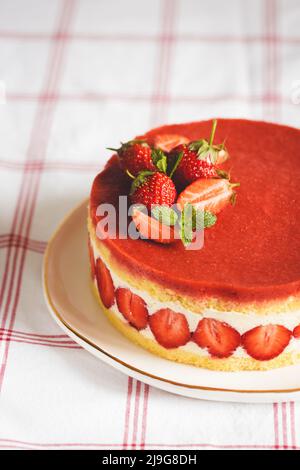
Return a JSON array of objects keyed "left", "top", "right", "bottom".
[{"left": 90, "top": 119, "right": 300, "bottom": 304}]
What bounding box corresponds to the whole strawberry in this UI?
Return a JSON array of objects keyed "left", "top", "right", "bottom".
[
  {"left": 169, "top": 119, "right": 228, "bottom": 186},
  {"left": 130, "top": 171, "right": 176, "bottom": 211},
  {"left": 108, "top": 140, "right": 167, "bottom": 177},
  {"left": 169, "top": 144, "right": 217, "bottom": 186},
  {"left": 108, "top": 140, "right": 155, "bottom": 176}
]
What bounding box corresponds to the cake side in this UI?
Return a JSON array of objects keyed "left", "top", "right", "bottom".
[{"left": 88, "top": 229, "right": 300, "bottom": 371}]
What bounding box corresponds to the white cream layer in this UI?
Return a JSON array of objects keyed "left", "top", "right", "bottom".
[{"left": 90, "top": 238, "right": 300, "bottom": 358}]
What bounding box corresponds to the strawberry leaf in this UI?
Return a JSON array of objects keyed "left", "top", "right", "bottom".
[
  {"left": 230, "top": 191, "right": 237, "bottom": 205},
  {"left": 151, "top": 205, "right": 178, "bottom": 226},
  {"left": 151, "top": 148, "right": 167, "bottom": 173},
  {"left": 169, "top": 150, "right": 184, "bottom": 178},
  {"left": 216, "top": 168, "right": 230, "bottom": 179},
  {"left": 188, "top": 120, "right": 227, "bottom": 165}
]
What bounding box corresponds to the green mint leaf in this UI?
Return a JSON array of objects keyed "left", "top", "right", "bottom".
[
  {"left": 203, "top": 211, "right": 217, "bottom": 228},
  {"left": 192, "top": 207, "right": 217, "bottom": 229},
  {"left": 178, "top": 205, "right": 217, "bottom": 247},
  {"left": 151, "top": 205, "right": 178, "bottom": 226},
  {"left": 179, "top": 204, "right": 194, "bottom": 246},
  {"left": 130, "top": 170, "right": 154, "bottom": 195}
]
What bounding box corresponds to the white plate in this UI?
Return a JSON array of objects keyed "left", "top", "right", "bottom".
[{"left": 43, "top": 200, "right": 300, "bottom": 403}]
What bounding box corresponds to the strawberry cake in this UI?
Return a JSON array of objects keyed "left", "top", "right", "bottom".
[{"left": 88, "top": 119, "right": 300, "bottom": 371}]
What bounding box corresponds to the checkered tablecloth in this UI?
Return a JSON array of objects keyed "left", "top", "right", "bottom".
[{"left": 0, "top": 0, "right": 299, "bottom": 450}]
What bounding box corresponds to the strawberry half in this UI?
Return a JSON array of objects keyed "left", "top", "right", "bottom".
[
  {"left": 293, "top": 325, "right": 300, "bottom": 338},
  {"left": 88, "top": 238, "right": 96, "bottom": 279},
  {"left": 242, "top": 325, "right": 291, "bottom": 361},
  {"left": 151, "top": 134, "right": 189, "bottom": 153},
  {"left": 130, "top": 171, "right": 176, "bottom": 211},
  {"left": 96, "top": 258, "right": 115, "bottom": 308},
  {"left": 177, "top": 178, "right": 239, "bottom": 214},
  {"left": 116, "top": 288, "right": 148, "bottom": 330},
  {"left": 149, "top": 308, "right": 191, "bottom": 349},
  {"left": 132, "top": 207, "right": 176, "bottom": 244},
  {"left": 192, "top": 318, "right": 240, "bottom": 358}
]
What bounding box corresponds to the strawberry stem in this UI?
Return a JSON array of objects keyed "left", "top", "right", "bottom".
[
  {"left": 230, "top": 182, "right": 240, "bottom": 189},
  {"left": 126, "top": 169, "right": 135, "bottom": 179},
  {"left": 209, "top": 119, "right": 217, "bottom": 146}
]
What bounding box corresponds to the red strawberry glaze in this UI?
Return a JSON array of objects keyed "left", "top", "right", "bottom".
[{"left": 90, "top": 119, "right": 300, "bottom": 305}]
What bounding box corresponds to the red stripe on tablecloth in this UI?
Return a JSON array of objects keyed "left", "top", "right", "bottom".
[
  {"left": 0, "top": 234, "right": 47, "bottom": 253},
  {"left": 273, "top": 403, "right": 279, "bottom": 448},
  {"left": 122, "top": 376, "right": 133, "bottom": 448},
  {"left": 5, "top": 91, "right": 285, "bottom": 104},
  {"left": 281, "top": 402, "right": 288, "bottom": 448},
  {"left": 131, "top": 380, "right": 142, "bottom": 448},
  {"left": 0, "top": 337, "right": 81, "bottom": 349},
  {"left": 0, "top": 0, "right": 76, "bottom": 392},
  {"left": 0, "top": 330, "right": 77, "bottom": 345},
  {"left": 149, "top": 0, "right": 171, "bottom": 125},
  {"left": 0, "top": 30, "right": 300, "bottom": 44},
  {"left": 140, "top": 384, "right": 150, "bottom": 449},
  {"left": 290, "top": 402, "right": 297, "bottom": 449},
  {"left": 0, "top": 233, "right": 47, "bottom": 246},
  {"left": 0, "top": 159, "right": 101, "bottom": 172},
  {"left": 0, "top": 327, "right": 69, "bottom": 339}
]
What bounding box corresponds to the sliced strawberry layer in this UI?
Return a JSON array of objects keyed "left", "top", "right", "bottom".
[
  {"left": 293, "top": 325, "right": 300, "bottom": 338},
  {"left": 96, "top": 258, "right": 115, "bottom": 308},
  {"left": 151, "top": 134, "right": 190, "bottom": 153},
  {"left": 116, "top": 288, "right": 148, "bottom": 330},
  {"left": 88, "top": 238, "right": 96, "bottom": 279},
  {"left": 132, "top": 208, "right": 176, "bottom": 244},
  {"left": 177, "top": 178, "right": 234, "bottom": 214},
  {"left": 192, "top": 318, "right": 240, "bottom": 358},
  {"left": 242, "top": 325, "right": 291, "bottom": 361},
  {"left": 149, "top": 308, "right": 191, "bottom": 349}
]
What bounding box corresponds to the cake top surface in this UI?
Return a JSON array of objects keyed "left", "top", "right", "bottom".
[{"left": 90, "top": 119, "right": 300, "bottom": 302}]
